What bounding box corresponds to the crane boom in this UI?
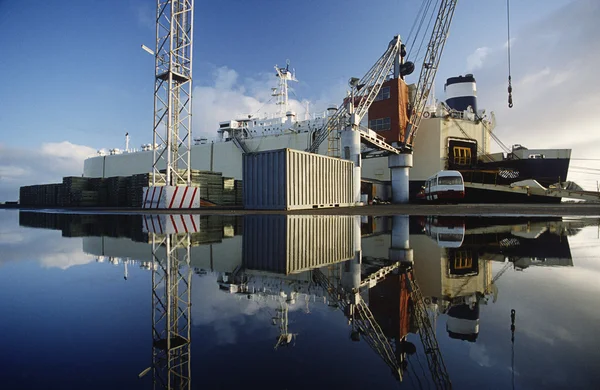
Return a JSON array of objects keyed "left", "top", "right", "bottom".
[
  {"left": 307, "top": 37, "right": 403, "bottom": 154},
  {"left": 312, "top": 269, "right": 403, "bottom": 380},
  {"left": 401, "top": 0, "right": 458, "bottom": 150},
  {"left": 407, "top": 275, "right": 452, "bottom": 389}
]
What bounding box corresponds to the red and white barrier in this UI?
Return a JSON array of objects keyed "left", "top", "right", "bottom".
[
  {"left": 142, "top": 185, "right": 200, "bottom": 209},
  {"left": 143, "top": 214, "right": 201, "bottom": 234}
]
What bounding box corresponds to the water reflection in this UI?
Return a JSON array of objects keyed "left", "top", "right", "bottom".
[{"left": 10, "top": 211, "right": 598, "bottom": 389}]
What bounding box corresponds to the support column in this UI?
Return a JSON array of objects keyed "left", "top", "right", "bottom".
[
  {"left": 388, "top": 152, "right": 413, "bottom": 204},
  {"left": 389, "top": 215, "right": 413, "bottom": 265},
  {"left": 342, "top": 216, "right": 362, "bottom": 304},
  {"left": 341, "top": 129, "right": 362, "bottom": 204}
]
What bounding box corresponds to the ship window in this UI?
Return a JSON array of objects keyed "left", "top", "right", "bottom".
[
  {"left": 374, "top": 86, "right": 391, "bottom": 101},
  {"left": 454, "top": 251, "right": 472, "bottom": 269},
  {"left": 369, "top": 117, "right": 391, "bottom": 131},
  {"left": 438, "top": 176, "right": 463, "bottom": 185},
  {"left": 453, "top": 147, "right": 472, "bottom": 165}
]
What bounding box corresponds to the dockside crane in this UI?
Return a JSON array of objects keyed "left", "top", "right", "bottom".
[
  {"left": 401, "top": 0, "right": 457, "bottom": 151},
  {"left": 307, "top": 36, "right": 407, "bottom": 157},
  {"left": 312, "top": 269, "right": 404, "bottom": 380},
  {"left": 313, "top": 266, "right": 452, "bottom": 388},
  {"left": 307, "top": 0, "right": 458, "bottom": 154},
  {"left": 307, "top": 0, "right": 458, "bottom": 204}
]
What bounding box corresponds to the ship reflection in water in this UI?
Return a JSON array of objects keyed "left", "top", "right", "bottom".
[{"left": 2, "top": 211, "right": 599, "bottom": 389}]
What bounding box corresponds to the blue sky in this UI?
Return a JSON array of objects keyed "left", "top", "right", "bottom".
[{"left": 1, "top": 0, "right": 599, "bottom": 199}]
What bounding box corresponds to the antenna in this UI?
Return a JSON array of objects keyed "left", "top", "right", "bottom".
[
  {"left": 274, "top": 61, "right": 298, "bottom": 116},
  {"left": 125, "top": 132, "right": 130, "bottom": 152}
]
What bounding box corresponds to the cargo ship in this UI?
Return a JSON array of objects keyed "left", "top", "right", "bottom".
[{"left": 82, "top": 65, "right": 571, "bottom": 203}]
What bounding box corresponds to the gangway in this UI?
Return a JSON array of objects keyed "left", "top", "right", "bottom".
[
  {"left": 357, "top": 126, "right": 400, "bottom": 155},
  {"left": 464, "top": 181, "right": 600, "bottom": 202},
  {"left": 231, "top": 132, "right": 250, "bottom": 154}
]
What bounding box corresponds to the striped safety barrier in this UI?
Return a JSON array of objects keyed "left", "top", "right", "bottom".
[
  {"left": 143, "top": 214, "right": 201, "bottom": 234},
  {"left": 142, "top": 186, "right": 200, "bottom": 209}
]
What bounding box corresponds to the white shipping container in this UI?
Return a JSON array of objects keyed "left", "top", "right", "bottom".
[{"left": 243, "top": 148, "right": 354, "bottom": 210}]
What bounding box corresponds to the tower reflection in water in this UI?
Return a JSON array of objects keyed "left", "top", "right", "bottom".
[{"left": 17, "top": 211, "right": 586, "bottom": 389}]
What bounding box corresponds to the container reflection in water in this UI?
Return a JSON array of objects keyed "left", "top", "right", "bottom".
[{"left": 8, "top": 211, "right": 599, "bottom": 389}]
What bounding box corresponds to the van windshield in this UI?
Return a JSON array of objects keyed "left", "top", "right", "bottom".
[{"left": 438, "top": 176, "right": 463, "bottom": 185}]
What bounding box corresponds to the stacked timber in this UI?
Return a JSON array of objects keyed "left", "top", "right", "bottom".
[
  {"left": 106, "top": 176, "right": 130, "bottom": 207},
  {"left": 61, "top": 177, "right": 91, "bottom": 206},
  {"left": 199, "top": 171, "right": 223, "bottom": 205},
  {"left": 168, "top": 169, "right": 224, "bottom": 205},
  {"left": 130, "top": 173, "right": 152, "bottom": 208},
  {"left": 19, "top": 171, "right": 242, "bottom": 208},
  {"left": 189, "top": 215, "right": 224, "bottom": 245},
  {"left": 222, "top": 177, "right": 236, "bottom": 206},
  {"left": 19, "top": 185, "right": 36, "bottom": 206},
  {"left": 44, "top": 184, "right": 61, "bottom": 206},
  {"left": 234, "top": 180, "right": 243, "bottom": 206}
]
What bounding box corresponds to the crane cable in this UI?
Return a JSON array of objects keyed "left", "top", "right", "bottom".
[
  {"left": 511, "top": 309, "right": 516, "bottom": 390},
  {"left": 507, "top": 0, "right": 514, "bottom": 108}
]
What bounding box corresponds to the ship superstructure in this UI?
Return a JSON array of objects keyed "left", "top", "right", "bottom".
[{"left": 83, "top": 63, "right": 570, "bottom": 202}]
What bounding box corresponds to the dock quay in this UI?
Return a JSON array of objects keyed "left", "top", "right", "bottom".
[{"left": 8, "top": 203, "right": 600, "bottom": 217}]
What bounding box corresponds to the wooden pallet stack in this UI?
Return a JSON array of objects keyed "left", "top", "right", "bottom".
[
  {"left": 222, "top": 177, "right": 236, "bottom": 206},
  {"left": 129, "top": 173, "right": 153, "bottom": 208},
  {"left": 234, "top": 180, "right": 243, "bottom": 206},
  {"left": 88, "top": 178, "right": 107, "bottom": 207},
  {"left": 62, "top": 177, "right": 91, "bottom": 206},
  {"left": 106, "top": 176, "right": 130, "bottom": 207},
  {"left": 19, "top": 185, "right": 35, "bottom": 206},
  {"left": 169, "top": 169, "right": 223, "bottom": 205},
  {"left": 198, "top": 171, "right": 223, "bottom": 205},
  {"left": 189, "top": 215, "right": 224, "bottom": 245},
  {"left": 44, "top": 184, "right": 62, "bottom": 206}
]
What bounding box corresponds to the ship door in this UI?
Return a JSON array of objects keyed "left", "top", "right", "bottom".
[
  {"left": 448, "top": 249, "right": 479, "bottom": 276},
  {"left": 447, "top": 139, "right": 477, "bottom": 169}
]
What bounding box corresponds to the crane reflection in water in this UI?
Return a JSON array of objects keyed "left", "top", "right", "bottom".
[{"left": 16, "top": 211, "right": 588, "bottom": 389}]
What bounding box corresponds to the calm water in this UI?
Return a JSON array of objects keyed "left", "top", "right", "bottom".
[{"left": 1, "top": 210, "right": 600, "bottom": 390}]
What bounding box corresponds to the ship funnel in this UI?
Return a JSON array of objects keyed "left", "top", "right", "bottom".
[{"left": 444, "top": 74, "right": 477, "bottom": 113}]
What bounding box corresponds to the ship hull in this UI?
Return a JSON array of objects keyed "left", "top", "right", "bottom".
[
  {"left": 408, "top": 180, "right": 563, "bottom": 204},
  {"left": 470, "top": 157, "right": 570, "bottom": 188}
]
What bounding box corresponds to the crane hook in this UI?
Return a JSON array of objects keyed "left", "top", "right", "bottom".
[{"left": 508, "top": 76, "right": 513, "bottom": 108}]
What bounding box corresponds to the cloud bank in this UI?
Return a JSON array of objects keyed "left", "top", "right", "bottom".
[
  {"left": 468, "top": 0, "right": 600, "bottom": 187},
  {"left": 0, "top": 142, "right": 96, "bottom": 201}
]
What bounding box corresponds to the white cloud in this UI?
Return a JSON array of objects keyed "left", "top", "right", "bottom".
[
  {"left": 38, "top": 251, "right": 95, "bottom": 270},
  {"left": 469, "top": 343, "right": 493, "bottom": 367},
  {"left": 0, "top": 212, "right": 93, "bottom": 270},
  {"left": 0, "top": 141, "right": 96, "bottom": 201},
  {"left": 132, "top": 3, "right": 154, "bottom": 30},
  {"left": 191, "top": 66, "right": 341, "bottom": 139},
  {"left": 466, "top": 47, "right": 490, "bottom": 72},
  {"left": 469, "top": 0, "right": 600, "bottom": 189}
]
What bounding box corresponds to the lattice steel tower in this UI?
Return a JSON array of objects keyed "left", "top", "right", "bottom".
[
  {"left": 150, "top": 232, "right": 192, "bottom": 389},
  {"left": 152, "top": 0, "right": 194, "bottom": 187}
]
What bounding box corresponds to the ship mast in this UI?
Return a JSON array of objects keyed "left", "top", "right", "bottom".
[{"left": 273, "top": 60, "right": 297, "bottom": 117}]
